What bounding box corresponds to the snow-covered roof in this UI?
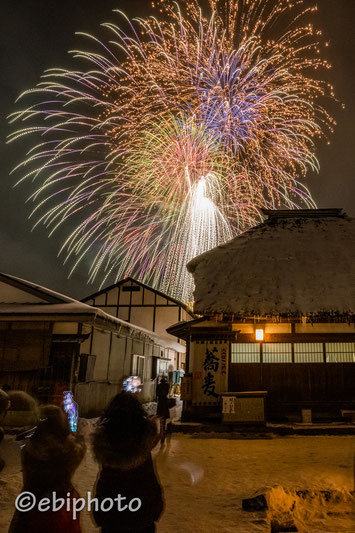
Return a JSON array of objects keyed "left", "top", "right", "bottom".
[
  {"left": 0, "top": 273, "right": 185, "bottom": 352},
  {"left": 187, "top": 209, "right": 355, "bottom": 317},
  {"left": 0, "top": 301, "right": 127, "bottom": 327},
  {"left": 0, "top": 272, "right": 76, "bottom": 304}
]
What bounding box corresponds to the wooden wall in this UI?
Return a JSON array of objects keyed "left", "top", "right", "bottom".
[
  {"left": 229, "top": 363, "right": 355, "bottom": 420},
  {"left": 0, "top": 370, "right": 39, "bottom": 394},
  {"left": 75, "top": 381, "right": 121, "bottom": 417}
]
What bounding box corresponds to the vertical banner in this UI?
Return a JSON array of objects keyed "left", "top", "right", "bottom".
[
  {"left": 181, "top": 373, "right": 192, "bottom": 400},
  {"left": 192, "top": 341, "right": 229, "bottom": 405}
]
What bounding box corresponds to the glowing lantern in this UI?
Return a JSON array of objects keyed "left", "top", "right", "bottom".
[
  {"left": 255, "top": 329, "right": 264, "bottom": 341},
  {"left": 123, "top": 376, "right": 142, "bottom": 393},
  {"left": 63, "top": 391, "right": 79, "bottom": 433}
]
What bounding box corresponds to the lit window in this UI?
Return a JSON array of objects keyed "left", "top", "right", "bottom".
[
  {"left": 325, "top": 343, "right": 355, "bottom": 363},
  {"left": 263, "top": 343, "right": 292, "bottom": 363},
  {"left": 294, "top": 343, "right": 323, "bottom": 363},
  {"left": 255, "top": 329, "right": 264, "bottom": 341},
  {"left": 231, "top": 343, "right": 260, "bottom": 363}
]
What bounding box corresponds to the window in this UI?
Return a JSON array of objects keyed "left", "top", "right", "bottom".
[
  {"left": 263, "top": 343, "right": 292, "bottom": 363},
  {"left": 325, "top": 343, "right": 355, "bottom": 363},
  {"left": 78, "top": 354, "right": 96, "bottom": 382},
  {"left": 231, "top": 343, "right": 260, "bottom": 363},
  {"left": 231, "top": 342, "right": 355, "bottom": 364},
  {"left": 294, "top": 343, "right": 323, "bottom": 363},
  {"left": 122, "top": 286, "right": 141, "bottom": 292},
  {"left": 158, "top": 359, "right": 169, "bottom": 375},
  {"left": 132, "top": 354, "right": 145, "bottom": 380}
]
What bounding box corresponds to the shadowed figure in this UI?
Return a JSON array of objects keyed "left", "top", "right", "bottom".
[
  {"left": 156, "top": 376, "right": 170, "bottom": 444},
  {"left": 92, "top": 391, "right": 164, "bottom": 533},
  {"left": 9, "top": 404, "right": 86, "bottom": 533}
]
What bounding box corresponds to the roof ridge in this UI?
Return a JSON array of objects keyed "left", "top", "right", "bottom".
[{"left": 262, "top": 208, "right": 344, "bottom": 219}]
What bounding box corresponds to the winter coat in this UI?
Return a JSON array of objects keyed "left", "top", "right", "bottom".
[
  {"left": 92, "top": 418, "right": 163, "bottom": 531},
  {"left": 22, "top": 430, "right": 85, "bottom": 495},
  {"left": 9, "top": 429, "right": 86, "bottom": 533}
]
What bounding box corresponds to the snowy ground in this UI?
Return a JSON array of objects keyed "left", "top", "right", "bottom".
[{"left": 0, "top": 432, "right": 354, "bottom": 532}]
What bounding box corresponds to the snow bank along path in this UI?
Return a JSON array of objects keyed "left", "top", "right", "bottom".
[{"left": 0, "top": 434, "right": 354, "bottom": 532}]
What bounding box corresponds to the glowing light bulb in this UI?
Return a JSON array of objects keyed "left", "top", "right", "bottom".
[{"left": 255, "top": 329, "right": 264, "bottom": 341}]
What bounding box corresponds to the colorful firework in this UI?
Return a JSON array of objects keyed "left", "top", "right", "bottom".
[{"left": 8, "top": 0, "right": 335, "bottom": 302}]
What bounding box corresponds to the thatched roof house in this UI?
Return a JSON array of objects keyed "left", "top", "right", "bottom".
[{"left": 188, "top": 209, "right": 355, "bottom": 318}]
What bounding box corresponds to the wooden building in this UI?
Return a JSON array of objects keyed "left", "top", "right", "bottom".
[
  {"left": 82, "top": 277, "right": 194, "bottom": 374},
  {"left": 0, "top": 273, "right": 184, "bottom": 416},
  {"left": 168, "top": 209, "right": 355, "bottom": 421}
]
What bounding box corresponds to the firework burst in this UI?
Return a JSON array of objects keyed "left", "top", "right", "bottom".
[{"left": 8, "top": 0, "right": 335, "bottom": 302}]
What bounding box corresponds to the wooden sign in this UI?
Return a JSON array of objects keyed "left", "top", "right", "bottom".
[
  {"left": 181, "top": 374, "right": 192, "bottom": 400},
  {"left": 222, "top": 396, "right": 235, "bottom": 414},
  {"left": 192, "top": 341, "right": 229, "bottom": 406}
]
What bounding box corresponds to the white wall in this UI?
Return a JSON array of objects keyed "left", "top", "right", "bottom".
[
  {"left": 130, "top": 306, "right": 154, "bottom": 331},
  {"left": 107, "top": 334, "right": 126, "bottom": 383},
  {"left": 155, "top": 306, "right": 180, "bottom": 336},
  {"left": 90, "top": 280, "right": 192, "bottom": 340},
  {"left": 77, "top": 318, "right": 181, "bottom": 413},
  {"left": 91, "top": 328, "right": 111, "bottom": 381}
]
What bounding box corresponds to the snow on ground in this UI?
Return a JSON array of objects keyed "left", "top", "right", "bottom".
[{"left": 0, "top": 433, "right": 354, "bottom": 532}]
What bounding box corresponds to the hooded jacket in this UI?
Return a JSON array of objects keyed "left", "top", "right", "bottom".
[
  {"left": 22, "top": 431, "right": 85, "bottom": 496},
  {"left": 9, "top": 426, "right": 85, "bottom": 533}
]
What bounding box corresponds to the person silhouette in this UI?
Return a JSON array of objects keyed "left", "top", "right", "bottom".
[
  {"left": 156, "top": 376, "right": 170, "bottom": 444},
  {"left": 92, "top": 391, "right": 164, "bottom": 533},
  {"left": 9, "top": 405, "right": 86, "bottom": 533}
]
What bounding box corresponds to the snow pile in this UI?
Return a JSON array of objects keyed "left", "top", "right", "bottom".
[
  {"left": 143, "top": 402, "right": 157, "bottom": 417},
  {"left": 188, "top": 212, "right": 355, "bottom": 316},
  {"left": 267, "top": 486, "right": 355, "bottom": 532}
]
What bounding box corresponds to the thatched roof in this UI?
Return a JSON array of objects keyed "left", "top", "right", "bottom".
[{"left": 187, "top": 209, "right": 355, "bottom": 317}]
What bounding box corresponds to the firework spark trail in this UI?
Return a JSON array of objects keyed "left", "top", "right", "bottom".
[
  {"left": 163, "top": 172, "right": 234, "bottom": 302},
  {"left": 7, "top": 0, "right": 335, "bottom": 302}
]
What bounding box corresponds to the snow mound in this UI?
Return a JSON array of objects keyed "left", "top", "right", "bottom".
[{"left": 267, "top": 486, "right": 355, "bottom": 532}]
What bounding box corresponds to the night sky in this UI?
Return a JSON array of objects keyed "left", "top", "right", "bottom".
[{"left": 1, "top": 0, "right": 354, "bottom": 300}]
